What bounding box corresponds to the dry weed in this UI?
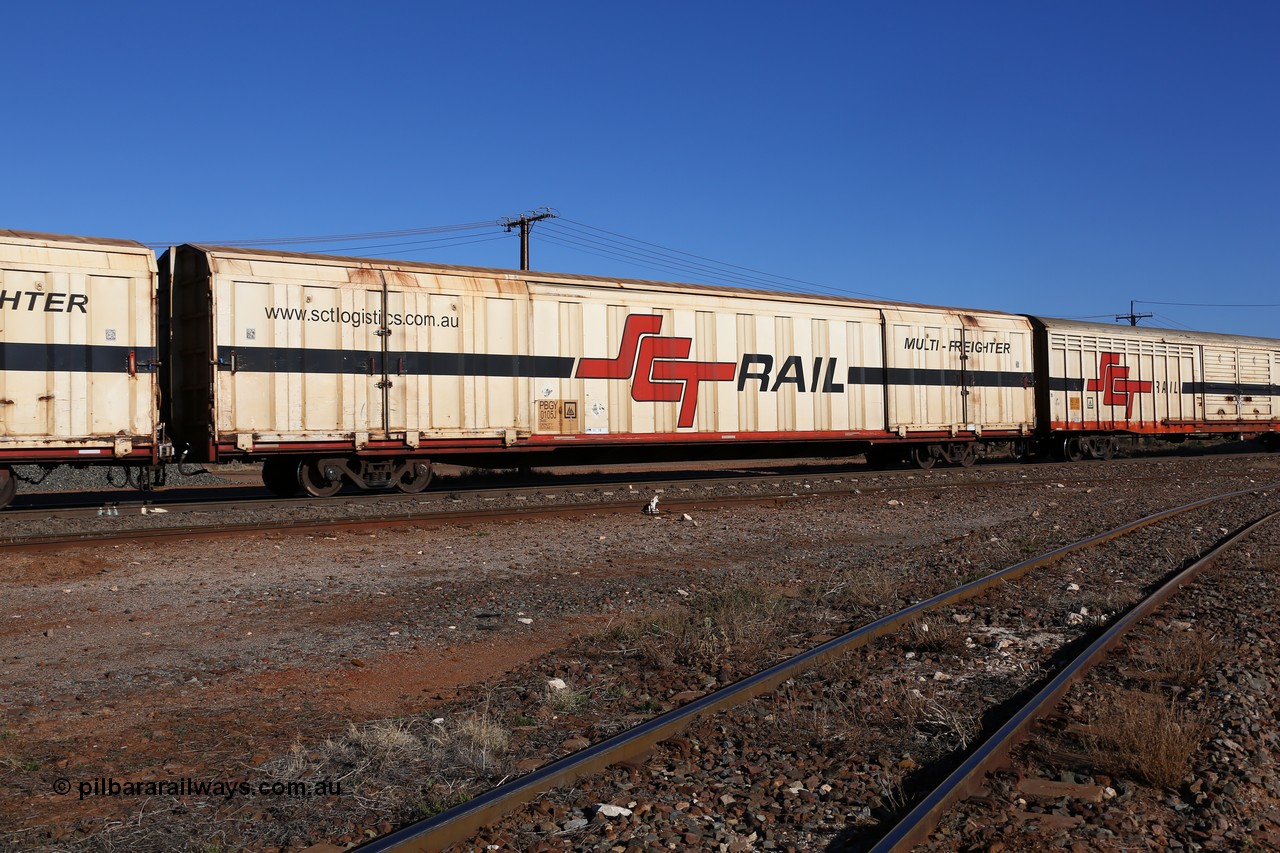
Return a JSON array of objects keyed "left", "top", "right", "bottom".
[
  {"left": 903, "top": 617, "right": 969, "bottom": 656},
  {"left": 1072, "top": 585, "right": 1143, "bottom": 624},
  {"left": 1136, "top": 628, "right": 1224, "bottom": 687},
  {"left": 776, "top": 690, "right": 862, "bottom": 740},
  {"left": 437, "top": 714, "right": 510, "bottom": 773},
  {"left": 829, "top": 566, "right": 901, "bottom": 611},
  {"left": 873, "top": 684, "right": 925, "bottom": 732},
  {"left": 875, "top": 760, "right": 910, "bottom": 812},
  {"left": 598, "top": 585, "right": 791, "bottom": 671},
  {"left": 1085, "top": 689, "right": 1209, "bottom": 789},
  {"left": 870, "top": 684, "right": 978, "bottom": 750},
  {"left": 543, "top": 679, "right": 589, "bottom": 714}
]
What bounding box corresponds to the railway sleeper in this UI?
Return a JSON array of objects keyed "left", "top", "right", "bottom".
[{"left": 262, "top": 456, "right": 433, "bottom": 498}]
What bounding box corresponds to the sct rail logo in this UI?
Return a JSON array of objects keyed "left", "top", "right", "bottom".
[
  {"left": 575, "top": 315, "right": 736, "bottom": 428},
  {"left": 1086, "top": 352, "right": 1152, "bottom": 417}
]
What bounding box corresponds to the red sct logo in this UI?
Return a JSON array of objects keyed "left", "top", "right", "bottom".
[
  {"left": 575, "top": 315, "right": 736, "bottom": 428},
  {"left": 1086, "top": 352, "right": 1152, "bottom": 418}
]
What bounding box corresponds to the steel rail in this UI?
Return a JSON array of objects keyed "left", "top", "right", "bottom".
[
  {"left": 0, "top": 466, "right": 977, "bottom": 517},
  {"left": 4, "top": 459, "right": 892, "bottom": 516},
  {"left": 0, "top": 466, "right": 1222, "bottom": 551},
  {"left": 349, "top": 482, "right": 1279, "bottom": 853},
  {"left": 1, "top": 464, "right": 887, "bottom": 520},
  {"left": 6, "top": 451, "right": 1240, "bottom": 518},
  {"left": 0, "top": 492, "right": 821, "bottom": 552},
  {"left": 870, "top": 505, "right": 1280, "bottom": 852}
]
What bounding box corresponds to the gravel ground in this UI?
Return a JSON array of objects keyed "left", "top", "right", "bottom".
[
  {"left": 431, "top": 490, "right": 1280, "bottom": 853},
  {"left": 9, "top": 463, "right": 237, "bottom": 493},
  {"left": 0, "top": 453, "right": 1277, "bottom": 851},
  {"left": 929, "top": 516, "right": 1280, "bottom": 852}
]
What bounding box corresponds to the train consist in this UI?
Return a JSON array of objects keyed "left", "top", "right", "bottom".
[{"left": 2, "top": 228, "right": 1277, "bottom": 508}]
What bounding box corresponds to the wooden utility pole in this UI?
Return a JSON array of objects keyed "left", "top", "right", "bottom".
[
  {"left": 1115, "top": 300, "right": 1153, "bottom": 326},
  {"left": 502, "top": 208, "right": 557, "bottom": 270}
]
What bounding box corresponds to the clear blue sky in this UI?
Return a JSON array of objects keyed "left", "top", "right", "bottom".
[{"left": 4, "top": 2, "right": 1277, "bottom": 337}]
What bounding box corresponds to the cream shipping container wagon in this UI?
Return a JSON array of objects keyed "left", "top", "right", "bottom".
[{"left": 1, "top": 229, "right": 1277, "bottom": 508}]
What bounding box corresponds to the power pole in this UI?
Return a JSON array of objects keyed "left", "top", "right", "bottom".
[
  {"left": 1115, "top": 300, "right": 1153, "bottom": 326},
  {"left": 502, "top": 208, "right": 557, "bottom": 270}
]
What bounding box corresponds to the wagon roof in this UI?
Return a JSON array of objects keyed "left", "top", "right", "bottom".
[
  {"left": 178, "top": 243, "right": 1025, "bottom": 319},
  {"left": 1030, "top": 315, "right": 1280, "bottom": 349},
  {"left": 0, "top": 229, "right": 150, "bottom": 252}
]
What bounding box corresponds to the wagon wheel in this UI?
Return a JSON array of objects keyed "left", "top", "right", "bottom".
[
  {"left": 952, "top": 442, "right": 977, "bottom": 468},
  {"left": 909, "top": 445, "right": 937, "bottom": 470},
  {"left": 299, "top": 459, "right": 343, "bottom": 498},
  {"left": 0, "top": 468, "right": 16, "bottom": 510},
  {"left": 395, "top": 461, "right": 434, "bottom": 494},
  {"left": 1093, "top": 438, "right": 1116, "bottom": 461},
  {"left": 1061, "top": 437, "right": 1085, "bottom": 463},
  {"left": 261, "top": 458, "right": 300, "bottom": 498}
]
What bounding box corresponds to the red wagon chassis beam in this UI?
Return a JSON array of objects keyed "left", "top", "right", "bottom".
[
  {"left": 210, "top": 428, "right": 1027, "bottom": 458},
  {"left": 1161, "top": 419, "right": 1280, "bottom": 430},
  {"left": 0, "top": 446, "right": 157, "bottom": 463},
  {"left": 1049, "top": 419, "right": 1280, "bottom": 435}
]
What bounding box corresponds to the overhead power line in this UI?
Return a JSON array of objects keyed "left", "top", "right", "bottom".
[
  {"left": 545, "top": 218, "right": 889, "bottom": 300},
  {"left": 314, "top": 234, "right": 512, "bottom": 257},
  {"left": 546, "top": 221, "right": 788, "bottom": 287},
  {"left": 537, "top": 232, "right": 786, "bottom": 291},
  {"left": 537, "top": 227, "right": 780, "bottom": 289},
  {"left": 143, "top": 212, "right": 890, "bottom": 304},
  {"left": 143, "top": 220, "right": 502, "bottom": 250},
  {"left": 1149, "top": 313, "right": 1199, "bottom": 331},
  {"left": 1135, "top": 299, "right": 1280, "bottom": 308}
]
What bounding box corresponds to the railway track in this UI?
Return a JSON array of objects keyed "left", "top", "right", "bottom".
[
  {"left": 342, "top": 484, "right": 1279, "bottom": 852},
  {"left": 2, "top": 456, "right": 1263, "bottom": 552},
  {"left": 6, "top": 455, "right": 1278, "bottom": 852},
  {"left": 7, "top": 447, "right": 1269, "bottom": 518},
  {"left": 870, "top": 508, "right": 1279, "bottom": 851}
]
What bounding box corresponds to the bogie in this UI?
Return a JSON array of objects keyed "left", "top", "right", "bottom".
[{"left": 260, "top": 456, "right": 436, "bottom": 498}]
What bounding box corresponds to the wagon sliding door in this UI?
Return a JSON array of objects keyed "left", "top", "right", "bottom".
[
  {"left": 0, "top": 267, "right": 154, "bottom": 449},
  {"left": 883, "top": 309, "right": 966, "bottom": 433},
  {"left": 1201, "top": 346, "right": 1275, "bottom": 423},
  {"left": 383, "top": 278, "right": 526, "bottom": 439},
  {"left": 214, "top": 278, "right": 385, "bottom": 445},
  {"left": 383, "top": 281, "right": 470, "bottom": 436},
  {"left": 883, "top": 308, "right": 1032, "bottom": 436}
]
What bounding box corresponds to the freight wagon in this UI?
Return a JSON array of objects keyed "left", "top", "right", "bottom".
[
  {"left": 1, "top": 230, "right": 1277, "bottom": 509},
  {"left": 0, "top": 231, "right": 169, "bottom": 508},
  {"left": 1029, "top": 317, "right": 1280, "bottom": 460},
  {"left": 158, "top": 244, "right": 1037, "bottom": 495}
]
